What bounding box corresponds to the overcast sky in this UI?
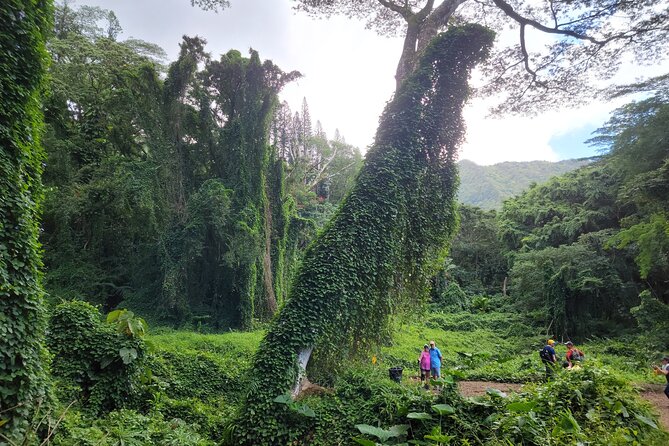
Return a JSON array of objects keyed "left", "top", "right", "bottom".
[{"left": 79, "top": 0, "right": 665, "bottom": 165}]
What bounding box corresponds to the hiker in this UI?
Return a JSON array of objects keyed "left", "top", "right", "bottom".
[
  {"left": 418, "top": 344, "right": 431, "bottom": 389},
  {"left": 565, "top": 341, "right": 585, "bottom": 369},
  {"left": 540, "top": 339, "right": 557, "bottom": 379},
  {"left": 653, "top": 356, "right": 669, "bottom": 400},
  {"left": 429, "top": 340, "right": 443, "bottom": 379}
]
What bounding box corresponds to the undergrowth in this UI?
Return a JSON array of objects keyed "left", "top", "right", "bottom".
[{"left": 43, "top": 304, "right": 668, "bottom": 445}]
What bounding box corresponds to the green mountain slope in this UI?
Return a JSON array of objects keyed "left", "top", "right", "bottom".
[{"left": 457, "top": 158, "right": 593, "bottom": 209}]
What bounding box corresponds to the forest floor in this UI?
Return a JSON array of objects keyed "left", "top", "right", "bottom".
[{"left": 457, "top": 380, "right": 669, "bottom": 431}]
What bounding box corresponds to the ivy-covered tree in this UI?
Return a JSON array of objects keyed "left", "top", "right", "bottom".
[
  {"left": 0, "top": 0, "right": 52, "bottom": 442},
  {"left": 236, "top": 24, "right": 495, "bottom": 444},
  {"left": 42, "top": 4, "right": 168, "bottom": 312}
]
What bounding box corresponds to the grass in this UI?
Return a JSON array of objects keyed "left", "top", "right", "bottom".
[
  {"left": 147, "top": 311, "right": 667, "bottom": 387},
  {"left": 376, "top": 310, "right": 666, "bottom": 386}
]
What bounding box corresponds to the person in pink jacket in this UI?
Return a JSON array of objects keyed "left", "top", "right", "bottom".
[{"left": 418, "top": 344, "right": 431, "bottom": 389}]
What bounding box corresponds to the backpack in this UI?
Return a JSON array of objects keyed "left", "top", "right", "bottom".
[{"left": 539, "top": 347, "right": 553, "bottom": 363}]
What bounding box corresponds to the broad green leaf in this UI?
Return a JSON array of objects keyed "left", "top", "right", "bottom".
[
  {"left": 106, "top": 309, "right": 123, "bottom": 323},
  {"left": 432, "top": 404, "right": 456, "bottom": 415},
  {"left": 407, "top": 412, "right": 433, "bottom": 420},
  {"left": 507, "top": 401, "right": 536, "bottom": 413},
  {"left": 296, "top": 404, "right": 316, "bottom": 418},
  {"left": 634, "top": 413, "right": 658, "bottom": 429},
  {"left": 486, "top": 388, "right": 507, "bottom": 398},
  {"left": 613, "top": 401, "right": 629, "bottom": 418},
  {"left": 388, "top": 424, "right": 409, "bottom": 437},
  {"left": 119, "top": 347, "right": 138, "bottom": 365},
  {"left": 355, "top": 424, "right": 394, "bottom": 442},
  {"left": 353, "top": 438, "right": 377, "bottom": 446},
  {"left": 273, "top": 394, "right": 292, "bottom": 405},
  {"left": 552, "top": 411, "right": 580, "bottom": 435}
]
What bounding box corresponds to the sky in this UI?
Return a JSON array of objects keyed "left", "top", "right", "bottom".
[{"left": 79, "top": 0, "right": 665, "bottom": 165}]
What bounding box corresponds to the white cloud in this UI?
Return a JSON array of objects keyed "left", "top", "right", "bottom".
[{"left": 460, "top": 100, "right": 620, "bottom": 165}]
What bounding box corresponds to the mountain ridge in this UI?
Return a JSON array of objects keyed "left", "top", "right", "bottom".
[{"left": 457, "top": 158, "right": 594, "bottom": 210}]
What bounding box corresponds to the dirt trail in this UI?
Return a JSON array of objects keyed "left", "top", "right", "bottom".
[
  {"left": 457, "top": 381, "right": 523, "bottom": 398},
  {"left": 639, "top": 384, "right": 669, "bottom": 431},
  {"left": 457, "top": 381, "right": 669, "bottom": 431}
]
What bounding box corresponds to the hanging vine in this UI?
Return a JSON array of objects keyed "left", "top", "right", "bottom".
[{"left": 234, "top": 24, "right": 495, "bottom": 444}]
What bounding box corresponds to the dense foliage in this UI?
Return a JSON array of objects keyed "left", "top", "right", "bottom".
[
  {"left": 40, "top": 4, "right": 361, "bottom": 330},
  {"left": 47, "top": 301, "right": 148, "bottom": 415},
  {"left": 3, "top": 2, "right": 669, "bottom": 444},
  {"left": 0, "top": 0, "right": 53, "bottom": 442},
  {"left": 446, "top": 80, "right": 669, "bottom": 339}
]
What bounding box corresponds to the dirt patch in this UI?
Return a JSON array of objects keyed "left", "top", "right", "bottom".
[
  {"left": 457, "top": 381, "right": 523, "bottom": 398},
  {"left": 639, "top": 384, "right": 669, "bottom": 431}
]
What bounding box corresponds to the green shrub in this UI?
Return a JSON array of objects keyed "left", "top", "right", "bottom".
[
  {"left": 47, "top": 301, "right": 148, "bottom": 415},
  {"left": 52, "top": 409, "right": 212, "bottom": 446}
]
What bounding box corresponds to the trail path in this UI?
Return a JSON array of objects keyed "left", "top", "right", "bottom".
[
  {"left": 456, "top": 381, "right": 669, "bottom": 431},
  {"left": 639, "top": 384, "right": 669, "bottom": 431},
  {"left": 457, "top": 381, "right": 523, "bottom": 398}
]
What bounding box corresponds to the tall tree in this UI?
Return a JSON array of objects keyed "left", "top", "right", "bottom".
[
  {"left": 295, "top": 0, "right": 669, "bottom": 110},
  {"left": 236, "top": 24, "right": 495, "bottom": 444},
  {"left": 0, "top": 0, "right": 52, "bottom": 442}
]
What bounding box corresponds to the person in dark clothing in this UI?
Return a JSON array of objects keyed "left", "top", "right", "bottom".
[
  {"left": 653, "top": 356, "right": 669, "bottom": 400},
  {"left": 540, "top": 339, "right": 558, "bottom": 379}
]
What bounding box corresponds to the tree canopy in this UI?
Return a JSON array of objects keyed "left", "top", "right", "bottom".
[{"left": 294, "top": 0, "right": 669, "bottom": 111}]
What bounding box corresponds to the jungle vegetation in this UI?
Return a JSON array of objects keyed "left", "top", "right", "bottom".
[{"left": 1, "top": 0, "right": 669, "bottom": 444}]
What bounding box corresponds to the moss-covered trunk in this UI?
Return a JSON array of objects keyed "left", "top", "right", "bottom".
[{"left": 0, "top": 0, "right": 52, "bottom": 442}]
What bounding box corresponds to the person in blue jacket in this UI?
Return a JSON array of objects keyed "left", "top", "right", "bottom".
[
  {"left": 429, "top": 340, "right": 443, "bottom": 379},
  {"left": 540, "top": 339, "right": 558, "bottom": 379}
]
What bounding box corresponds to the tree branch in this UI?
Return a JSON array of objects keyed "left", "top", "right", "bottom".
[
  {"left": 492, "top": 0, "right": 607, "bottom": 45},
  {"left": 378, "top": 0, "right": 412, "bottom": 19},
  {"left": 416, "top": 0, "right": 467, "bottom": 54}
]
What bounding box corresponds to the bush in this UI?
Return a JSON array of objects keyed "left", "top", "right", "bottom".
[
  {"left": 47, "top": 301, "right": 148, "bottom": 415},
  {"left": 52, "top": 409, "right": 212, "bottom": 446}
]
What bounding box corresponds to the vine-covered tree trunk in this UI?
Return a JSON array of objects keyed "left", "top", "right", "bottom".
[
  {"left": 0, "top": 0, "right": 52, "bottom": 442},
  {"left": 235, "top": 24, "right": 495, "bottom": 444}
]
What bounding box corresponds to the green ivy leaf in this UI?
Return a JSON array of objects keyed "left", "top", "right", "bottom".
[{"left": 119, "top": 347, "right": 138, "bottom": 365}]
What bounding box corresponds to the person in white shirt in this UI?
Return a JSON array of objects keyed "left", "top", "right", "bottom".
[{"left": 653, "top": 356, "right": 669, "bottom": 400}]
